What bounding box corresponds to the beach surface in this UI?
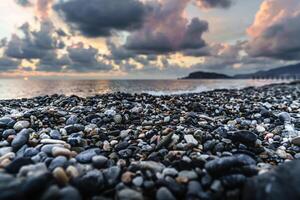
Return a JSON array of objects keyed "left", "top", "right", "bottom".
[{"left": 0, "top": 82, "right": 300, "bottom": 200}]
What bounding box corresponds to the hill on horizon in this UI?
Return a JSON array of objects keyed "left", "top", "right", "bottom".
[{"left": 182, "top": 63, "right": 300, "bottom": 79}]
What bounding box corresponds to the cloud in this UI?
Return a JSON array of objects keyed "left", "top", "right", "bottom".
[
  {"left": 14, "top": 0, "right": 54, "bottom": 19},
  {"left": 194, "top": 0, "right": 233, "bottom": 9},
  {"left": 246, "top": 0, "right": 300, "bottom": 60},
  {"left": 66, "top": 42, "right": 113, "bottom": 72},
  {"left": 107, "top": 40, "right": 136, "bottom": 61},
  {"left": 54, "top": 0, "right": 147, "bottom": 37},
  {"left": 37, "top": 52, "right": 70, "bottom": 72},
  {"left": 0, "top": 57, "right": 21, "bottom": 71},
  {"left": 125, "top": 0, "right": 208, "bottom": 54},
  {"left": 15, "top": 0, "right": 31, "bottom": 7},
  {"left": 5, "top": 21, "right": 64, "bottom": 60},
  {"left": 36, "top": 0, "right": 54, "bottom": 20}
]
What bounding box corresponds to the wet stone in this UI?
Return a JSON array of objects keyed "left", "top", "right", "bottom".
[
  {"left": 92, "top": 155, "right": 108, "bottom": 168},
  {"left": 0, "top": 117, "right": 15, "bottom": 128},
  {"left": 229, "top": 130, "right": 258, "bottom": 145},
  {"left": 117, "top": 188, "right": 143, "bottom": 200},
  {"left": 13, "top": 120, "right": 29, "bottom": 131},
  {"left": 76, "top": 148, "right": 100, "bottom": 163},
  {"left": 11, "top": 129, "right": 30, "bottom": 151},
  {"left": 5, "top": 157, "right": 33, "bottom": 174},
  {"left": 156, "top": 187, "right": 176, "bottom": 200}
]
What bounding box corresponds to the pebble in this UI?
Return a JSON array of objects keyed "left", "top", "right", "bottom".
[
  {"left": 184, "top": 135, "right": 198, "bottom": 146},
  {"left": 118, "top": 188, "right": 143, "bottom": 200},
  {"left": 59, "top": 186, "right": 82, "bottom": 200},
  {"left": 11, "top": 129, "right": 30, "bottom": 151},
  {"left": 114, "top": 114, "right": 123, "bottom": 124},
  {"left": 76, "top": 148, "right": 99, "bottom": 163},
  {"left": 52, "top": 147, "right": 72, "bottom": 157},
  {"left": 230, "top": 130, "right": 258, "bottom": 145},
  {"left": 5, "top": 157, "right": 33, "bottom": 174},
  {"left": 53, "top": 167, "right": 69, "bottom": 185},
  {"left": 13, "top": 121, "right": 30, "bottom": 131},
  {"left": 92, "top": 155, "right": 108, "bottom": 168},
  {"left": 41, "top": 139, "right": 66, "bottom": 145},
  {"left": 0, "top": 83, "right": 297, "bottom": 199},
  {"left": 291, "top": 136, "right": 300, "bottom": 146},
  {"left": 156, "top": 187, "right": 176, "bottom": 200}
]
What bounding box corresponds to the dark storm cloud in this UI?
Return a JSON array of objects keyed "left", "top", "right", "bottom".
[
  {"left": 54, "top": 0, "right": 147, "bottom": 37},
  {"left": 0, "top": 57, "right": 21, "bottom": 71},
  {"left": 180, "top": 18, "right": 208, "bottom": 49},
  {"left": 37, "top": 52, "right": 71, "bottom": 72},
  {"left": 107, "top": 40, "right": 136, "bottom": 60},
  {"left": 5, "top": 21, "right": 64, "bottom": 60},
  {"left": 66, "top": 42, "right": 112, "bottom": 72},
  {"left": 195, "top": 0, "right": 232, "bottom": 9}
]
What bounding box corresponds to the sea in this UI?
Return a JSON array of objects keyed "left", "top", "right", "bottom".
[{"left": 0, "top": 79, "right": 291, "bottom": 100}]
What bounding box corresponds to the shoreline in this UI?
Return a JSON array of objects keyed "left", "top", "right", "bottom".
[
  {"left": 0, "top": 79, "right": 295, "bottom": 101},
  {"left": 0, "top": 82, "right": 299, "bottom": 199}
]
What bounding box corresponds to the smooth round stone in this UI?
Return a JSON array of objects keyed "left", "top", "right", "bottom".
[
  {"left": 231, "top": 130, "right": 258, "bottom": 145},
  {"left": 49, "top": 156, "right": 68, "bottom": 171},
  {"left": 121, "top": 171, "right": 135, "bottom": 184},
  {"left": 66, "top": 115, "right": 79, "bottom": 125},
  {"left": 162, "top": 168, "right": 178, "bottom": 177},
  {"left": 187, "top": 181, "right": 204, "bottom": 197},
  {"left": 41, "top": 144, "right": 65, "bottom": 155},
  {"left": 64, "top": 124, "right": 85, "bottom": 134},
  {"left": 256, "top": 125, "right": 266, "bottom": 133},
  {"left": 40, "top": 185, "right": 60, "bottom": 200},
  {"left": 13, "top": 121, "right": 30, "bottom": 131},
  {"left": 294, "top": 153, "right": 300, "bottom": 159},
  {"left": 278, "top": 112, "right": 291, "bottom": 123},
  {"left": 2, "top": 129, "right": 16, "bottom": 139},
  {"left": 205, "top": 155, "right": 256, "bottom": 177},
  {"left": 210, "top": 180, "right": 223, "bottom": 192},
  {"left": 120, "top": 130, "right": 130, "bottom": 138},
  {"left": 103, "top": 166, "right": 121, "bottom": 186},
  {"left": 18, "top": 163, "right": 48, "bottom": 177},
  {"left": 53, "top": 167, "right": 69, "bottom": 185},
  {"left": 132, "top": 176, "right": 143, "bottom": 187},
  {"left": 11, "top": 129, "right": 30, "bottom": 151},
  {"left": 5, "top": 157, "right": 33, "bottom": 174},
  {"left": 66, "top": 165, "right": 79, "bottom": 179},
  {"left": 23, "top": 147, "right": 39, "bottom": 157},
  {"left": 105, "top": 109, "right": 116, "bottom": 117},
  {"left": 76, "top": 148, "right": 99, "bottom": 163},
  {"left": 291, "top": 136, "right": 300, "bottom": 146},
  {"left": 0, "top": 117, "right": 15, "bottom": 128},
  {"left": 41, "top": 139, "right": 66, "bottom": 145},
  {"left": 92, "top": 155, "right": 108, "bottom": 168},
  {"left": 0, "top": 147, "right": 13, "bottom": 156},
  {"left": 59, "top": 186, "right": 81, "bottom": 200},
  {"left": 52, "top": 147, "right": 71, "bottom": 157},
  {"left": 117, "top": 189, "right": 143, "bottom": 200},
  {"left": 49, "top": 130, "right": 62, "bottom": 140},
  {"left": 73, "top": 169, "right": 104, "bottom": 195},
  {"left": 156, "top": 187, "right": 176, "bottom": 200},
  {"left": 178, "top": 170, "right": 198, "bottom": 180},
  {"left": 114, "top": 114, "right": 123, "bottom": 124},
  {"left": 164, "top": 116, "right": 171, "bottom": 123}
]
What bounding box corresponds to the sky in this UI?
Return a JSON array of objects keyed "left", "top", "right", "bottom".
[{"left": 0, "top": 0, "right": 299, "bottom": 79}]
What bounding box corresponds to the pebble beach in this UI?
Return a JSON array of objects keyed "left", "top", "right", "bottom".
[{"left": 0, "top": 81, "right": 300, "bottom": 200}]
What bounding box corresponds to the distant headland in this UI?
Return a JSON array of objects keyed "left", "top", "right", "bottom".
[{"left": 182, "top": 63, "right": 300, "bottom": 79}]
